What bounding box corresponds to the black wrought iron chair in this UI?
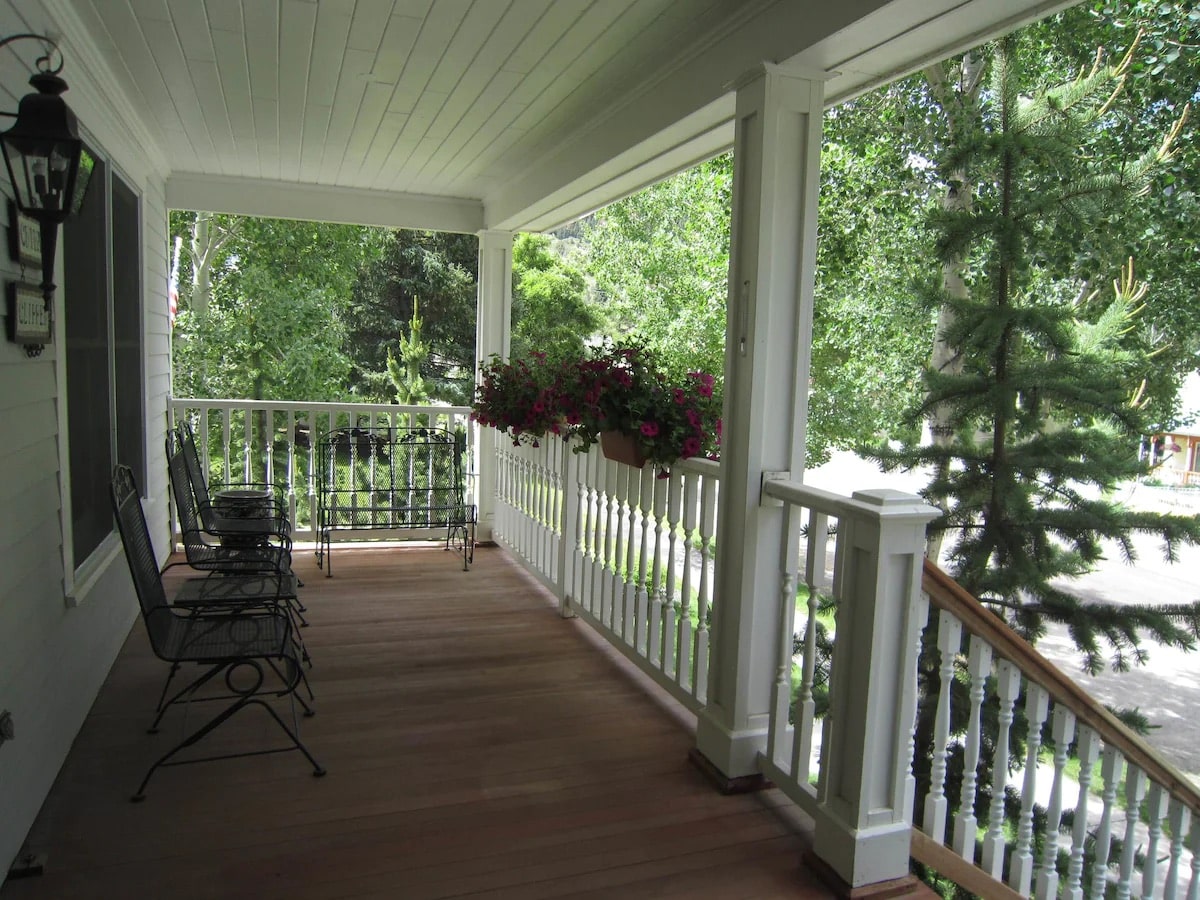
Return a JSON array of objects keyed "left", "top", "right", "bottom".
[
  {"left": 172, "top": 421, "right": 292, "bottom": 540},
  {"left": 166, "top": 445, "right": 311, "bottom": 630},
  {"left": 110, "top": 464, "right": 324, "bottom": 801}
]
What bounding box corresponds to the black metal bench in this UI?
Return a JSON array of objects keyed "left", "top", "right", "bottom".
[{"left": 315, "top": 425, "right": 476, "bottom": 576}]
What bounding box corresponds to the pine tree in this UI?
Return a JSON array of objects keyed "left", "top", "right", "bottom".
[
  {"left": 387, "top": 297, "right": 430, "bottom": 414},
  {"left": 876, "top": 34, "right": 1200, "bottom": 674},
  {"left": 863, "top": 36, "right": 1200, "bottom": 893}
]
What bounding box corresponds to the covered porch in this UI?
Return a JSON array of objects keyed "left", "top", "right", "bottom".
[
  {"left": 1, "top": 544, "right": 836, "bottom": 900},
  {"left": 10, "top": 2, "right": 1188, "bottom": 899}
]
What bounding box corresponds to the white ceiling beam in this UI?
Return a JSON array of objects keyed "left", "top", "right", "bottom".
[{"left": 165, "top": 174, "right": 484, "bottom": 233}]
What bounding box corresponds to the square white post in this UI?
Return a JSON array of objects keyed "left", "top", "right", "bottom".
[
  {"left": 694, "top": 64, "right": 824, "bottom": 781},
  {"left": 812, "top": 489, "right": 939, "bottom": 888},
  {"left": 475, "top": 229, "right": 513, "bottom": 543}
]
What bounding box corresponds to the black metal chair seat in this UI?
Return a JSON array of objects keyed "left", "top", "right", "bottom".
[
  {"left": 110, "top": 464, "right": 324, "bottom": 802},
  {"left": 154, "top": 608, "right": 292, "bottom": 661},
  {"left": 171, "top": 571, "right": 310, "bottom": 663}
]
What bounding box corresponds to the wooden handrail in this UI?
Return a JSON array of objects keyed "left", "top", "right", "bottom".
[{"left": 922, "top": 558, "right": 1200, "bottom": 815}]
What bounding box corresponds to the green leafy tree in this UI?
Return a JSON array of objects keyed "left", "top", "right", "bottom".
[
  {"left": 583, "top": 154, "right": 732, "bottom": 380},
  {"left": 171, "top": 212, "right": 385, "bottom": 404},
  {"left": 811, "top": 91, "right": 940, "bottom": 462},
  {"left": 511, "top": 232, "right": 597, "bottom": 363}
]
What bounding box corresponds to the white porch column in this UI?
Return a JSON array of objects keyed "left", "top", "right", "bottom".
[
  {"left": 694, "top": 64, "right": 823, "bottom": 780},
  {"left": 475, "top": 229, "right": 514, "bottom": 542}
]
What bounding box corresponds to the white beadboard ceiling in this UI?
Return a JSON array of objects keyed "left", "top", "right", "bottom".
[{"left": 50, "top": 0, "right": 1076, "bottom": 231}]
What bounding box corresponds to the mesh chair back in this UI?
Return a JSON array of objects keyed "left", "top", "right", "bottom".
[
  {"left": 110, "top": 465, "right": 173, "bottom": 650},
  {"left": 167, "top": 446, "right": 206, "bottom": 541},
  {"left": 176, "top": 421, "right": 218, "bottom": 528}
]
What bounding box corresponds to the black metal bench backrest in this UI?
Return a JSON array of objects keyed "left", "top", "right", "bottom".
[
  {"left": 317, "top": 425, "right": 468, "bottom": 510},
  {"left": 110, "top": 464, "right": 174, "bottom": 650}
]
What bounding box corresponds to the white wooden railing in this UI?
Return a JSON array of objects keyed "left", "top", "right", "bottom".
[
  {"left": 494, "top": 437, "right": 719, "bottom": 711},
  {"left": 914, "top": 563, "right": 1200, "bottom": 900},
  {"left": 492, "top": 435, "right": 1200, "bottom": 899},
  {"left": 168, "top": 398, "right": 474, "bottom": 540}
]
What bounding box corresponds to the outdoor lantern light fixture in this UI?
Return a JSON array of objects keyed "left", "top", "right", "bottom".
[{"left": 0, "top": 33, "right": 86, "bottom": 354}]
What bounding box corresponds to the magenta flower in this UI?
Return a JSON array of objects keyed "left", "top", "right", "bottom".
[{"left": 640, "top": 421, "right": 660, "bottom": 437}]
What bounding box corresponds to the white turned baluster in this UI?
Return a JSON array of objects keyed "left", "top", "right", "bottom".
[
  {"left": 614, "top": 465, "right": 633, "bottom": 633},
  {"left": 924, "top": 609, "right": 964, "bottom": 844},
  {"left": 525, "top": 452, "right": 537, "bottom": 559},
  {"left": 693, "top": 476, "right": 717, "bottom": 703},
  {"left": 570, "top": 449, "right": 588, "bottom": 605},
  {"left": 1183, "top": 807, "right": 1200, "bottom": 900},
  {"left": 221, "top": 408, "right": 233, "bottom": 483},
  {"left": 1164, "top": 801, "right": 1190, "bottom": 900},
  {"left": 550, "top": 444, "right": 565, "bottom": 581},
  {"left": 601, "top": 459, "right": 618, "bottom": 626},
  {"left": 1090, "top": 745, "right": 1125, "bottom": 900},
  {"left": 635, "top": 467, "right": 654, "bottom": 656},
  {"left": 1035, "top": 706, "right": 1076, "bottom": 899},
  {"left": 514, "top": 452, "right": 526, "bottom": 555},
  {"left": 982, "top": 660, "right": 1022, "bottom": 878},
  {"left": 284, "top": 409, "right": 297, "bottom": 526},
  {"left": 622, "top": 465, "right": 642, "bottom": 646},
  {"left": 1065, "top": 725, "right": 1101, "bottom": 900},
  {"left": 590, "top": 451, "right": 607, "bottom": 618},
  {"left": 791, "top": 508, "right": 828, "bottom": 787},
  {"left": 1116, "top": 765, "right": 1148, "bottom": 900},
  {"left": 768, "top": 566, "right": 796, "bottom": 772},
  {"left": 1010, "top": 684, "right": 1051, "bottom": 895},
  {"left": 305, "top": 408, "right": 318, "bottom": 534},
  {"left": 677, "top": 473, "right": 698, "bottom": 692},
  {"left": 648, "top": 473, "right": 668, "bottom": 667},
  {"left": 243, "top": 405, "right": 253, "bottom": 482},
  {"left": 662, "top": 471, "right": 682, "bottom": 678},
  {"left": 536, "top": 450, "right": 546, "bottom": 560},
  {"left": 902, "top": 586, "right": 930, "bottom": 824},
  {"left": 953, "top": 635, "right": 994, "bottom": 861},
  {"left": 1143, "top": 783, "right": 1170, "bottom": 900}
]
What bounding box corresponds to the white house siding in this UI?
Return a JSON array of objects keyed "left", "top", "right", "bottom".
[{"left": 0, "top": 0, "right": 171, "bottom": 878}]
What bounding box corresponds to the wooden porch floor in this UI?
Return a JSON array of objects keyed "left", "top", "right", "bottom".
[{"left": 2, "top": 544, "right": 836, "bottom": 900}]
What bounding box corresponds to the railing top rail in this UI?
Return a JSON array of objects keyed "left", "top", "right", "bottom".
[
  {"left": 170, "top": 397, "right": 472, "bottom": 416},
  {"left": 922, "top": 558, "right": 1200, "bottom": 814},
  {"left": 675, "top": 456, "right": 720, "bottom": 478},
  {"left": 762, "top": 475, "right": 937, "bottom": 523}
]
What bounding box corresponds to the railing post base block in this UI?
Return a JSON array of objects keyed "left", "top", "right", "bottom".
[
  {"left": 802, "top": 850, "right": 929, "bottom": 900},
  {"left": 687, "top": 746, "right": 772, "bottom": 795},
  {"left": 694, "top": 709, "right": 768, "bottom": 781}
]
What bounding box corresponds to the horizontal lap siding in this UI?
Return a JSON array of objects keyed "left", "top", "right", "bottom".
[{"left": 0, "top": 0, "right": 172, "bottom": 876}]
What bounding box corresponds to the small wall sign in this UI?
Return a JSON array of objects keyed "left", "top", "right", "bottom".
[
  {"left": 7, "top": 282, "right": 51, "bottom": 356},
  {"left": 8, "top": 201, "right": 41, "bottom": 268}
]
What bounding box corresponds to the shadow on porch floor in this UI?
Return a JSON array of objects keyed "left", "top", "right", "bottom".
[{"left": 2, "top": 544, "right": 838, "bottom": 900}]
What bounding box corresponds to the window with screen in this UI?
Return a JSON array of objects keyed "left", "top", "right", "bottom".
[{"left": 62, "top": 145, "right": 143, "bottom": 567}]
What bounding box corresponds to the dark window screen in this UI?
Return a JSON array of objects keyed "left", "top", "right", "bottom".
[
  {"left": 63, "top": 148, "right": 112, "bottom": 563},
  {"left": 112, "top": 173, "right": 143, "bottom": 487}
]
